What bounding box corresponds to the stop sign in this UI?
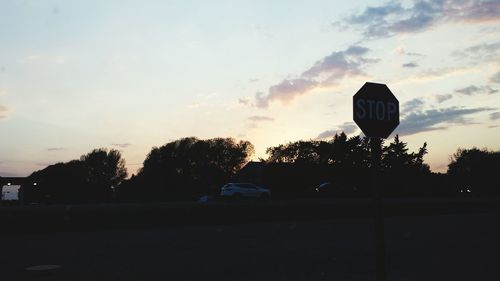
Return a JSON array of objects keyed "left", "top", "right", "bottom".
[{"left": 353, "top": 82, "right": 399, "bottom": 139}]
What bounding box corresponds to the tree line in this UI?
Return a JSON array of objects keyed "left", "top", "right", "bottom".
[
  {"left": 265, "top": 133, "right": 429, "bottom": 173},
  {"left": 26, "top": 149, "right": 127, "bottom": 203},
  {"left": 21, "top": 134, "right": 500, "bottom": 204}
]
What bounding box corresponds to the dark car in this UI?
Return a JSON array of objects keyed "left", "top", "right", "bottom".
[{"left": 314, "top": 182, "right": 359, "bottom": 197}]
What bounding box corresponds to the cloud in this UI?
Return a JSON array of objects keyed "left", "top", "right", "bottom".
[
  {"left": 455, "top": 1, "right": 500, "bottom": 23},
  {"left": 408, "top": 65, "right": 478, "bottom": 82},
  {"left": 47, "top": 147, "right": 65, "bottom": 151},
  {"left": 395, "top": 47, "right": 424, "bottom": 57},
  {"left": 397, "top": 95, "right": 497, "bottom": 136},
  {"left": 490, "top": 112, "right": 500, "bottom": 120},
  {"left": 342, "top": 1, "right": 500, "bottom": 38},
  {"left": 0, "top": 105, "right": 10, "bottom": 119},
  {"left": 464, "top": 41, "right": 500, "bottom": 54},
  {"left": 490, "top": 71, "right": 500, "bottom": 83},
  {"left": 315, "top": 122, "right": 358, "bottom": 140},
  {"left": 253, "top": 45, "right": 377, "bottom": 108},
  {"left": 455, "top": 85, "right": 498, "bottom": 95},
  {"left": 247, "top": 123, "right": 258, "bottom": 129},
  {"left": 248, "top": 116, "right": 274, "bottom": 122},
  {"left": 111, "top": 143, "right": 132, "bottom": 148},
  {"left": 345, "top": 1, "right": 405, "bottom": 37},
  {"left": 453, "top": 41, "right": 500, "bottom": 60},
  {"left": 343, "top": 1, "right": 441, "bottom": 38},
  {"left": 255, "top": 78, "right": 318, "bottom": 108},
  {"left": 402, "top": 98, "right": 425, "bottom": 113},
  {"left": 389, "top": 5, "right": 440, "bottom": 33},
  {"left": 434, "top": 94, "right": 453, "bottom": 103},
  {"left": 402, "top": 62, "right": 419, "bottom": 68},
  {"left": 396, "top": 106, "right": 496, "bottom": 136},
  {"left": 455, "top": 85, "right": 480, "bottom": 95},
  {"left": 302, "top": 46, "right": 370, "bottom": 78},
  {"left": 238, "top": 98, "right": 251, "bottom": 106},
  {"left": 245, "top": 116, "right": 274, "bottom": 130}
]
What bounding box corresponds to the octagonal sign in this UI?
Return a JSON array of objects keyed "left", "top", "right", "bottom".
[{"left": 353, "top": 82, "right": 399, "bottom": 139}]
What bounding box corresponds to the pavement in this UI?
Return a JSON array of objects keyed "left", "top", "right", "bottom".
[
  {"left": 2, "top": 197, "right": 499, "bottom": 234},
  {"left": 1, "top": 212, "right": 500, "bottom": 281}
]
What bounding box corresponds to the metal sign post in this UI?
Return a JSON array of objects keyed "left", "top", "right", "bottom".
[
  {"left": 353, "top": 82, "right": 399, "bottom": 281},
  {"left": 371, "top": 137, "right": 385, "bottom": 281}
]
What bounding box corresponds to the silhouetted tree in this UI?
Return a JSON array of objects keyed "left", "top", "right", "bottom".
[
  {"left": 412, "top": 142, "right": 430, "bottom": 172},
  {"left": 264, "top": 133, "right": 433, "bottom": 197},
  {"left": 345, "top": 135, "right": 371, "bottom": 169},
  {"left": 80, "top": 148, "right": 127, "bottom": 201},
  {"left": 120, "top": 137, "right": 254, "bottom": 201},
  {"left": 332, "top": 132, "right": 348, "bottom": 166},
  {"left": 29, "top": 160, "right": 87, "bottom": 203},
  {"left": 28, "top": 148, "right": 127, "bottom": 203},
  {"left": 266, "top": 141, "right": 323, "bottom": 164},
  {"left": 265, "top": 133, "right": 372, "bottom": 169},
  {"left": 81, "top": 148, "right": 127, "bottom": 188},
  {"left": 381, "top": 135, "right": 429, "bottom": 173},
  {"left": 377, "top": 135, "right": 430, "bottom": 196},
  {"left": 448, "top": 148, "right": 500, "bottom": 195},
  {"left": 264, "top": 133, "right": 373, "bottom": 198}
]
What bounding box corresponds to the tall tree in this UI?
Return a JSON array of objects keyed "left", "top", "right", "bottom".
[
  {"left": 382, "top": 135, "right": 410, "bottom": 170},
  {"left": 448, "top": 148, "right": 500, "bottom": 195},
  {"left": 131, "top": 137, "right": 254, "bottom": 200},
  {"left": 80, "top": 148, "right": 128, "bottom": 188},
  {"left": 265, "top": 133, "right": 372, "bottom": 169},
  {"left": 28, "top": 148, "right": 127, "bottom": 203},
  {"left": 381, "top": 135, "right": 429, "bottom": 173},
  {"left": 332, "top": 132, "right": 348, "bottom": 166},
  {"left": 346, "top": 135, "right": 371, "bottom": 169}
]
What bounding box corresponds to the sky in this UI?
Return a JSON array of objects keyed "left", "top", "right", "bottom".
[{"left": 1, "top": 0, "right": 500, "bottom": 176}]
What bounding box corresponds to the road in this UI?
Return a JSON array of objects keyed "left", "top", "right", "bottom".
[{"left": 1, "top": 212, "right": 500, "bottom": 281}]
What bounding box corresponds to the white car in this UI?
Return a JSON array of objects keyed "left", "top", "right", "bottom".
[{"left": 220, "top": 183, "right": 271, "bottom": 200}]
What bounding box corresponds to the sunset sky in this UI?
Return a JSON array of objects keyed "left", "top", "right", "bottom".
[{"left": 1, "top": 0, "right": 500, "bottom": 176}]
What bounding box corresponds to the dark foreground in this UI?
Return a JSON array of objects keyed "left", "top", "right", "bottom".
[
  {"left": 1, "top": 200, "right": 500, "bottom": 280},
  {"left": 0, "top": 199, "right": 500, "bottom": 281},
  {"left": 2, "top": 197, "right": 500, "bottom": 233}
]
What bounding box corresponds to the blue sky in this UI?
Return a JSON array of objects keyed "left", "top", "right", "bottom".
[{"left": 1, "top": 0, "right": 500, "bottom": 176}]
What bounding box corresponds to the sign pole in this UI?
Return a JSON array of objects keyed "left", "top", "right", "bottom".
[
  {"left": 371, "top": 137, "right": 386, "bottom": 281},
  {"left": 353, "top": 82, "right": 398, "bottom": 281}
]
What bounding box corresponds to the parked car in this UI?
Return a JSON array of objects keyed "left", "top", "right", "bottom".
[
  {"left": 314, "top": 182, "right": 359, "bottom": 197},
  {"left": 315, "top": 182, "right": 333, "bottom": 196},
  {"left": 220, "top": 183, "right": 271, "bottom": 200}
]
